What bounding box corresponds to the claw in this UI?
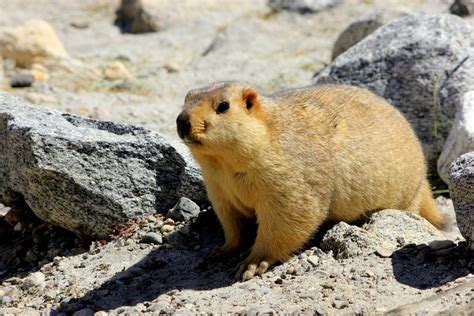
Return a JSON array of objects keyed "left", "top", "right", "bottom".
[{"left": 234, "top": 257, "right": 272, "bottom": 281}]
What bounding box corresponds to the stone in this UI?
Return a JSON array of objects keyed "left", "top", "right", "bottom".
[
  {"left": 438, "top": 91, "right": 474, "bottom": 184},
  {"left": 363, "top": 210, "right": 445, "bottom": 246},
  {"left": 140, "top": 232, "right": 163, "bottom": 244},
  {"left": 428, "top": 240, "right": 455, "bottom": 250},
  {"left": 10, "top": 72, "right": 35, "bottom": 88},
  {"left": 160, "top": 224, "right": 174, "bottom": 234},
  {"left": 268, "top": 0, "right": 341, "bottom": 14},
  {"left": 450, "top": 0, "right": 474, "bottom": 16},
  {"left": 449, "top": 152, "right": 474, "bottom": 250},
  {"left": 332, "top": 17, "right": 383, "bottom": 60},
  {"left": 0, "top": 92, "right": 207, "bottom": 238},
  {"left": 320, "top": 222, "right": 395, "bottom": 259},
  {"left": 23, "top": 271, "right": 45, "bottom": 289},
  {"left": 167, "top": 197, "right": 200, "bottom": 222},
  {"left": 104, "top": 61, "right": 130, "bottom": 80},
  {"left": 0, "top": 20, "right": 68, "bottom": 67},
  {"left": 314, "top": 15, "right": 474, "bottom": 170},
  {"left": 72, "top": 309, "right": 95, "bottom": 316},
  {"left": 114, "top": 0, "right": 159, "bottom": 34}
]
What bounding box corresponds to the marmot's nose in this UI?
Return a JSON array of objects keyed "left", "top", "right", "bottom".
[{"left": 176, "top": 111, "right": 191, "bottom": 139}]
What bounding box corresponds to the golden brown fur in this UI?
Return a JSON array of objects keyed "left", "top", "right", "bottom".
[{"left": 177, "top": 81, "right": 445, "bottom": 281}]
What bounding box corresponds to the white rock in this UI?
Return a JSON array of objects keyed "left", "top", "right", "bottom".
[
  {"left": 104, "top": 61, "right": 130, "bottom": 80},
  {"left": 23, "top": 271, "right": 45, "bottom": 289},
  {"left": 438, "top": 91, "right": 474, "bottom": 184},
  {"left": 0, "top": 20, "right": 68, "bottom": 67}
]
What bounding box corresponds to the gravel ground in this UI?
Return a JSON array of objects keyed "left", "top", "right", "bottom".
[
  {"left": 1, "top": 0, "right": 474, "bottom": 314},
  {"left": 0, "top": 197, "right": 472, "bottom": 314}
]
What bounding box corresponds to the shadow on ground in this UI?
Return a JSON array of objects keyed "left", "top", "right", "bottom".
[
  {"left": 391, "top": 243, "right": 472, "bottom": 289},
  {"left": 0, "top": 198, "right": 90, "bottom": 283},
  {"left": 60, "top": 210, "right": 238, "bottom": 312}
]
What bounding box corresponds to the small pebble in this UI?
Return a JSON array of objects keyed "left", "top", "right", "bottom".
[
  {"left": 161, "top": 225, "right": 174, "bottom": 233},
  {"left": 167, "top": 197, "right": 200, "bottom": 222},
  {"left": 1, "top": 296, "right": 11, "bottom": 305},
  {"left": 140, "top": 232, "right": 163, "bottom": 245},
  {"left": 428, "top": 240, "right": 455, "bottom": 251},
  {"left": 104, "top": 61, "right": 129, "bottom": 80},
  {"left": 73, "top": 309, "right": 95, "bottom": 316},
  {"left": 164, "top": 218, "right": 175, "bottom": 225},
  {"left": 13, "top": 222, "right": 22, "bottom": 231},
  {"left": 332, "top": 298, "right": 349, "bottom": 309},
  {"left": 307, "top": 255, "right": 319, "bottom": 267},
  {"left": 10, "top": 72, "right": 34, "bottom": 88},
  {"left": 23, "top": 271, "right": 45, "bottom": 289}
]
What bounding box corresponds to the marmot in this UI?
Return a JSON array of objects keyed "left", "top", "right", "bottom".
[{"left": 176, "top": 81, "right": 445, "bottom": 281}]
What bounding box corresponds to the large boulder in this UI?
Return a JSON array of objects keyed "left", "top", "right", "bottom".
[
  {"left": 314, "top": 15, "right": 474, "bottom": 171},
  {"left": 0, "top": 92, "right": 207, "bottom": 238},
  {"left": 437, "top": 91, "right": 474, "bottom": 184},
  {"left": 0, "top": 20, "right": 68, "bottom": 67},
  {"left": 448, "top": 152, "right": 474, "bottom": 250}
]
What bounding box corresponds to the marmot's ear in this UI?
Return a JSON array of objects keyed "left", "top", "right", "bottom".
[{"left": 242, "top": 88, "right": 260, "bottom": 112}]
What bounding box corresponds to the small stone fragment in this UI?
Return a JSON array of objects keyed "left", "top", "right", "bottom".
[
  {"left": 428, "top": 240, "right": 455, "bottom": 251},
  {"left": 10, "top": 72, "right": 34, "bottom": 88},
  {"left": 167, "top": 197, "right": 200, "bottom": 222},
  {"left": 104, "top": 61, "right": 129, "bottom": 80},
  {"left": 73, "top": 309, "right": 95, "bottom": 316},
  {"left": 160, "top": 224, "right": 174, "bottom": 233},
  {"left": 450, "top": 0, "right": 474, "bottom": 16},
  {"left": 23, "top": 271, "right": 45, "bottom": 289},
  {"left": 140, "top": 232, "right": 163, "bottom": 245},
  {"left": 332, "top": 298, "right": 349, "bottom": 309}
]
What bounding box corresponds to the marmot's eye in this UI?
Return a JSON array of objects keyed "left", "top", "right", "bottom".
[{"left": 216, "top": 101, "right": 229, "bottom": 114}]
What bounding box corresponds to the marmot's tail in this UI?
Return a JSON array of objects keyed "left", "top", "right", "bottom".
[{"left": 418, "top": 179, "right": 446, "bottom": 230}]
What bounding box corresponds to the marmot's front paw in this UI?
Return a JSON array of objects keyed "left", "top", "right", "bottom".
[{"left": 234, "top": 256, "right": 274, "bottom": 281}]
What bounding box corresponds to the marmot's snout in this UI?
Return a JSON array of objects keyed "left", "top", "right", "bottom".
[{"left": 176, "top": 110, "right": 191, "bottom": 140}]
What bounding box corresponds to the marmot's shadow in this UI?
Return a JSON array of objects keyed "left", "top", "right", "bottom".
[
  {"left": 391, "top": 242, "right": 472, "bottom": 289},
  {"left": 60, "top": 210, "right": 239, "bottom": 312}
]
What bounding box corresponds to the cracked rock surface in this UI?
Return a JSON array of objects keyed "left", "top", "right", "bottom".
[{"left": 0, "top": 92, "right": 206, "bottom": 238}]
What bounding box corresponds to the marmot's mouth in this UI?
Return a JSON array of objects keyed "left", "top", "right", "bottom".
[{"left": 184, "top": 137, "right": 202, "bottom": 145}]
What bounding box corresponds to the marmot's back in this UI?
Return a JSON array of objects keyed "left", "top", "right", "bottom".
[{"left": 267, "top": 85, "right": 428, "bottom": 222}]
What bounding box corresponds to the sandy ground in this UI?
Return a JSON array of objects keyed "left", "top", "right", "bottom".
[{"left": 1, "top": 0, "right": 473, "bottom": 314}]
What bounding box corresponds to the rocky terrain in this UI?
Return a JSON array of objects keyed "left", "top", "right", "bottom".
[{"left": 0, "top": 0, "right": 473, "bottom": 314}]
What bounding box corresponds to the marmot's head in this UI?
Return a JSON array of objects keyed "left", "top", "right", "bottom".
[{"left": 177, "top": 81, "right": 263, "bottom": 154}]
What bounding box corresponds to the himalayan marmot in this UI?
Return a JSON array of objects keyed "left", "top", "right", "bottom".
[{"left": 176, "top": 81, "right": 444, "bottom": 281}]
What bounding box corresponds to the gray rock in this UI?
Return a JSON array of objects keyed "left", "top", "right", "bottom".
[
  {"left": 72, "top": 309, "right": 94, "bottom": 316},
  {"left": 438, "top": 91, "right": 474, "bottom": 184},
  {"left": 268, "top": 0, "right": 341, "bottom": 14},
  {"left": 140, "top": 232, "right": 163, "bottom": 245},
  {"left": 363, "top": 209, "right": 445, "bottom": 246},
  {"left": 450, "top": 0, "right": 474, "bottom": 16},
  {"left": 23, "top": 271, "right": 45, "bottom": 289},
  {"left": 314, "top": 15, "right": 474, "bottom": 170},
  {"left": 167, "top": 197, "right": 200, "bottom": 222},
  {"left": 10, "top": 72, "right": 34, "bottom": 88},
  {"left": 320, "top": 222, "right": 395, "bottom": 259},
  {"left": 114, "top": 0, "right": 158, "bottom": 34},
  {"left": 428, "top": 240, "right": 455, "bottom": 250},
  {"left": 449, "top": 152, "right": 474, "bottom": 250},
  {"left": 332, "top": 17, "right": 383, "bottom": 60},
  {"left": 0, "top": 92, "right": 206, "bottom": 238}
]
